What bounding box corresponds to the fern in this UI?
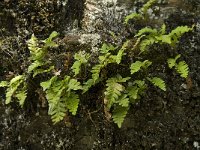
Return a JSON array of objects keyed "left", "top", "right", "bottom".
[
  {"left": 124, "top": 13, "right": 142, "bottom": 24},
  {"left": 83, "top": 43, "right": 126, "bottom": 93},
  {"left": 135, "top": 27, "right": 158, "bottom": 37},
  {"left": 175, "top": 61, "right": 189, "bottom": 78},
  {"left": 66, "top": 92, "right": 80, "bottom": 115},
  {"left": 124, "top": 0, "right": 157, "bottom": 23},
  {"left": 0, "top": 81, "right": 8, "bottom": 87},
  {"left": 112, "top": 105, "right": 129, "bottom": 128},
  {"left": 41, "top": 75, "right": 82, "bottom": 123},
  {"left": 2, "top": 75, "right": 27, "bottom": 106},
  {"left": 130, "top": 60, "right": 152, "bottom": 74},
  {"left": 169, "top": 26, "right": 193, "bottom": 45},
  {"left": 147, "top": 77, "right": 166, "bottom": 91},
  {"left": 141, "top": 0, "right": 157, "bottom": 15},
  {"left": 105, "top": 75, "right": 130, "bottom": 109},
  {"left": 27, "top": 31, "right": 58, "bottom": 77},
  {"left": 167, "top": 54, "right": 189, "bottom": 78},
  {"left": 71, "top": 51, "right": 90, "bottom": 76}
]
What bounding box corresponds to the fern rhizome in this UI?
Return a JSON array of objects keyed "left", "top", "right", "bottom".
[{"left": 0, "top": 0, "right": 194, "bottom": 128}]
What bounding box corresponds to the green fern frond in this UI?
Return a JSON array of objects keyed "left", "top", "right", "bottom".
[
  {"left": 167, "top": 54, "right": 181, "bottom": 69},
  {"left": 0, "top": 81, "right": 8, "bottom": 87},
  {"left": 67, "top": 78, "right": 82, "bottom": 91},
  {"left": 15, "top": 89, "right": 27, "bottom": 106},
  {"left": 148, "top": 77, "right": 166, "bottom": 91},
  {"left": 127, "top": 86, "right": 139, "bottom": 100},
  {"left": 27, "top": 31, "right": 58, "bottom": 77},
  {"left": 167, "top": 54, "right": 189, "bottom": 78},
  {"left": 100, "top": 43, "right": 117, "bottom": 54},
  {"left": 91, "top": 64, "right": 104, "bottom": 82},
  {"left": 43, "top": 31, "right": 59, "bottom": 48},
  {"left": 124, "top": 13, "right": 142, "bottom": 24},
  {"left": 141, "top": 0, "right": 157, "bottom": 15},
  {"left": 49, "top": 97, "right": 66, "bottom": 124},
  {"left": 105, "top": 75, "right": 130, "bottom": 109},
  {"left": 2, "top": 75, "right": 27, "bottom": 106},
  {"left": 135, "top": 27, "right": 158, "bottom": 37},
  {"left": 40, "top": 76, "right": 58, "bottom": 91},
  {"left": 139, "top": 37, "right": 156, "bottom": 52},
  {"left": 112, "top": 105, "right": 129, "bottom": 128},
  {"left": 33, "top": 66, "right": 54, "bottom": 77},
  {"left": 175, "top": 61, "right": 189, "bottom": 78},
  {"left": 160, "top": 24, "right": 166, "bottom": 34},
  {"left": 66, "top": 92, "right": 80, "bottom": 115},
  {"left": 41, "top": 75, "right": 81, "bottom": 123},
  {"left": 71, "top": 51, "right": 90, "bottom": 76},
  {"left": 124, "top": 0, "right": 157, "bottom": 24},
  {"left": 116, "top": 94, "right": 129, "bottom": 107},
  {"left": 130, "top": 60, "right": 152, "bottom": 74}
]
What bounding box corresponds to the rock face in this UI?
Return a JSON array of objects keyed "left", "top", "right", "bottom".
[{"left": 0, "top": 0, "right": 200, "bottom": 149}]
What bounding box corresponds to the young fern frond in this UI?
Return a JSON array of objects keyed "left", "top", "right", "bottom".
[
  {"left": 71, "top": 51, "right": 90, "bottom": 76},
  {"left": 147, "top": 77, "right": 166, "bottom": 91}
]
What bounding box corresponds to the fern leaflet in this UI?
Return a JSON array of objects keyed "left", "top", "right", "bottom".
[
  {"left": 148, "top": 77, "right": 166, "bottom": 91},
  {"left": 175, "top": 61, "right": 189, "bottom": 78},
  {"left": 112, "top": 105, "right": 129, "bottom": 128},
  {"left": 130, "top": 60, "right": 152, "bottom": 74}
]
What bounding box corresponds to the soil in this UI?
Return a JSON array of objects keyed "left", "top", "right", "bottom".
[{"left": 0, "top": 0, "right": 200, "bottom": 150}]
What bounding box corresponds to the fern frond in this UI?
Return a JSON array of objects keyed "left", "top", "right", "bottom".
[
  {"left": 27, "top": 31, "right": 58, "bottom": 77},
  {"left": 175, "top": 61, "right": 189, "bottom": 78},
  {"left": 124, "top": 13, "right": 142, "bottom": 24},
  {"left": 141, "top": 0, "right": 157, "bottom": 15},
  {"left": 100, "top": 43, "right": 117, "bottom": 54},
  {"left": 112, "top": 105, "right": 129, "bottom": 128},
  {"left": 66, "top": 92, "right": 80, "bottom": 115},
  {"left": 105, "top": 75, "right": 130, "bottom": 109},
  {"left": 67, "top": 78, "right": 82, "bottom": 91},
  {"left": 33, "top": 66, "right": 54, "bottom": 77},
  {"left": 15, "top": 89, "right": 27, "bottom": 106},
  {"left": 43, "top": 31, "right": 59, "bottom": 48},
  {"left": 49, "top": 97, "right": 66, "bottom": 124},
  {"left": 40, "top": 76, "right": 58, "bottom": 91},
  {"left": 82, "top": 79, "right": 95, "bottom": 93},
  {"left": 169, "top": 26, "right": 193, "bottom": 45},
  {"left": 160, "top": 24, "right": 166, "bottom": 35},
  {"left": 148, "top": 77, "right": 166, "bottom": 91},
  {"left": 71, "top": 52, "right": 90, "bottom": 76},
  {"left": 167, "top": 54, "right": 181, "bottom": 69},
  {"left": 135, "top": 27, "right": 158, "bottom": 37},
  {"left": 116, "top": 94, "right": 129, "bottom": 107},
  {"left": 0, "top": 81, "right": 8, "bottom": 87},
  {"left": 130, "top": 60, "right": 152, "bottom": 74},
  {"left": 139, "top": 37, "right": 156, "bottom": 52},
  {"left": 127, "top": 86, "right": 139, "bottom": 100},
  {"left": 6, "top": 75, "right": 25, "bottom": 104}
]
